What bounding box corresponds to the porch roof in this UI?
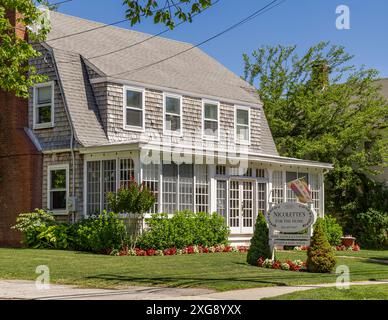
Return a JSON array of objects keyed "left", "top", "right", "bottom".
[{"left": 79, "top": 141, "right": 333, "bottom": 170}]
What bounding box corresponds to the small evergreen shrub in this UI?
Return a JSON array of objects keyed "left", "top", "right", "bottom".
[
  {"left": 321, "top": 215, "right": 343, "bottom": 246},
  {"left": 137, "top": 211, "right": 230, "bottom": 250},
  {"left": 246, "top": 212, "right": 271, "bottom": 266},
  {"left": 355, "top": 209, "right": 388, "bottom": 249},
  {"left": 307, "top": 219, "right": 337, "bottom": 273}
]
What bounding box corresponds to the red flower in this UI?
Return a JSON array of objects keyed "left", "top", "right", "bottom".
[
  {"left": 135, "top": 248, "right": 146, "bottom": 256},
  {"left": 257, "top": 257, "right": 265, "bottom": 267},
  {"left": 202, "top": 247, "right": 209, "bottom": 253},
  {"left": 223, "top": 246, "right": 233, "bottom": 252},
  {"left": 186, "top": 246, "right": 195, "bottom": 254},
  {"left": 146, "top": 249, "right": 156, "bottom": 256},
  {"left": 119, "top": 245, "right": 129, "bottom": 256},
  {"left": 272, "top": 260, "right": 281, "bottom": 269},
  {"left": 353, "top": 244, "right": 360, "bottom": 251}
]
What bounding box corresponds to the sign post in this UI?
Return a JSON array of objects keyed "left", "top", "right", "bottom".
[{"left": 266, "top": 202, "right": 317, "bottom": 260}]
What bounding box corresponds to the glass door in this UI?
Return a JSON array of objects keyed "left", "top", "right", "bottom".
[{"left": 229, "top": 180, "right": 254, "bottom": 234}]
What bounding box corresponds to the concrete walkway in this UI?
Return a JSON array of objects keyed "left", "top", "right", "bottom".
[{"left": 1, "top": 279, "right": 387, "bottom": 300}]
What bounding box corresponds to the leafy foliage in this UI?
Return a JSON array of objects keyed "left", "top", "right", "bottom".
[
  {"left": 123, "top": 0, "right": 213, "bottom": 29},
  {"left": 247, "top": 212, "right": 271, "bottom": 265},
  {"left": 13, "top": 210, "right": 126, "bottom": 253},
  {"left": 307, "top": 219, "right": 337, "bottom": 273},
  {"left": 320, "top": 215, "right": 343, "bottom": 246},
  {"left": 243, "top": 42, "right": 388, "bottom": 234},
  {"left": 0, "top": 0, "right": 50, "bottom": 97},
  {"left": 354, "top": 209, "right": 388, "bottom": 249},
  {"left": 72, "top": 211, "right": 127, "bottom": 253},
  {"left": 107, "top": 179, "right": 156, "bottom": 248},
  {"left": 137, "top": 211, "right": 230, "bottom": 250}
]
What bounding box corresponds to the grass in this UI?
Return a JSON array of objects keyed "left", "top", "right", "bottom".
[
  {"left": 268, "top": 284, "right": 388, "bottom": 300},
  {"left": 0, "top": 248, "right": 387, "bottom": 291}
]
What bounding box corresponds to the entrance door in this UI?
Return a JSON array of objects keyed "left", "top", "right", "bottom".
[{"left": 229, "top": 180, "right": 254, "bottom": 234}]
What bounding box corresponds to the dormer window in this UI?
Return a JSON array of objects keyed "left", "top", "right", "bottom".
[
  {"left": 202, "top": 100, "right": 219, "bottom": 140},
  {"left": 235, "top": 106, "right": 250, "bottom": 144},
  {"left": 124, "top": 86, "right": 144, "bottom": 131},
  {"left": 164, "top": 93, "right": 182, "bottom": 135},
  {"left": 33, "top": 81, "right": 54, "bottom": 129}
]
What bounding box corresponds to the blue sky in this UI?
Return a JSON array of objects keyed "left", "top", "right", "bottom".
[{"left": 55, "top": 0, "right": 388, "bottom": 79}]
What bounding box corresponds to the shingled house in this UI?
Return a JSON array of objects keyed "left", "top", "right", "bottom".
[{"left": 0, "top": 11, "right": 332, "bottom": 246}]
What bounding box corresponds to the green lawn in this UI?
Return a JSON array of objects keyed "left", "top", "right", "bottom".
[
  {"left": 0, "top": 248, "right": 387, "bottom": 291},
  {"left": 268, "top": 284, "right": 388, "bottom": 300}
]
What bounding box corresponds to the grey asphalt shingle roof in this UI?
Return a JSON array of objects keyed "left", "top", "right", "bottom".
[
  {"left": 46, "top": 11, "right": 261, "bottom": 105},
  {"left": 53, "top": 48, "right": 108, "bottom": 146}
]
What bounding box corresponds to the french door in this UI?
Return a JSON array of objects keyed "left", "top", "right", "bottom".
[{"left": 229, "top": 180, "right": 254, "bottom": 234}]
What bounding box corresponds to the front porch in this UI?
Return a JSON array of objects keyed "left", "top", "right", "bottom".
[{"left": 82, "top": 147, "right": 331, "bottom": 244}]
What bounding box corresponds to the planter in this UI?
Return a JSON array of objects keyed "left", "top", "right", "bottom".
[{"left": 341, "top": 236, "right": 356, "bottom": 247}]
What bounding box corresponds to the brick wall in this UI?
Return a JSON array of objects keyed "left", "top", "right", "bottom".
[{"left": 0, "top": 10, "right": 43, "bottom": 246}]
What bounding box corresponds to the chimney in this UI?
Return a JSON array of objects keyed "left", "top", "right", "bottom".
[{"left": 0, "top": 9, "right": 42, "bottom": 246}]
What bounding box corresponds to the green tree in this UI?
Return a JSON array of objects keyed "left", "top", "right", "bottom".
[
  {"left": 123, "top": 0, "right": 213, "bottom": 29},
  {"left": 247, "top": 212, "right": 271, "bottom": 265},
  {"left": 107, "top": 179, "right": 155, "bottom": 248},
  {"left": 243, "top": 42, "right": 388, "bottom": 233},
  {"left": 307, "top": 219, "right": 337, "bottom": 273},
  {"left": 0, "top": 0, "right": 50, "bottom": 97}
]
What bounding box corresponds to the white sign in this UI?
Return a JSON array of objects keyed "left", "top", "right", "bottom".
[
  {"left": 266, "top": 202, "right": 317, "bottom": 233},
  {"left": 272, "top": 234, "right": 310, "bottom": 240},
  {"left": 273, "top": 240, "right": 310, "bottom": 247}
]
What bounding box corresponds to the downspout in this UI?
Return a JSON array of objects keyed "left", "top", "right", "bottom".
[{"left": 49, "top": 47, "right": 79, "bottom": 223}]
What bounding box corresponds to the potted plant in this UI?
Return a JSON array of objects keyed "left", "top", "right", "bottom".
[{"left": 341, "top": 235, "right": 356, "bottom": 247}]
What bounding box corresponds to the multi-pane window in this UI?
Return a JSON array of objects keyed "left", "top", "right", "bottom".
[
  {"left": 257, "top": 182, "right": 266, "bottom": 214},
  {"left": 271, "top": 171, "right": 283, "bottom": 203},
  {"left": 162, "top": 164, "right": 178, "bottom": 213},
  {"left": 216, "top": 180, "right": 227, "bottom": 219},
  {"left": 309, "top": 173, "right": 320, "bottom": 214},
  {"left": 195, "top": 165, "right": 209, "bottom": 212},
  {"left": 87, "top": 161, "right": 101, "bottom": 215},
  {"left": 216, "top": 165, "right": 226, "bottom": 175},
  {"left": 120, "top": 158, "right": 135, "bottom": 188},
  {"left": 256, "top": 168, "right": 266, "bottom": 178},
  {"left": 203, "top": 101, "right": 219, "bottom": 139},
  {"left": 125, "top": 88, "right": 143, "bottom": 129},
  {"left": 34, "top": 82, "right": 53, "bottom": 128},
  {"left": 103, "top": 160, "right": 116, "bottom": 210},
  {"left": 235, "top": 107, "right": 250, "bottom": 143},
  {"left": 179, "top": 164, "right": 194, "bottom": 211},
  {"left": 48, "top": 165, "right": 68, "bottom": 212},
  {"left": 143, "top": 163, "right": 159, "bottom": 213},
  {"left": 86, "top": 158, "right": 134, "bottom": 215},
  {"left": 164, "top": 94, "right": 182, "bottom": 134}
]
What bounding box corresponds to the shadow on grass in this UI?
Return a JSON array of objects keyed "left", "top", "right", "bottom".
[{"left": 85, "top": 274, "right": 290, "bottom": 288}]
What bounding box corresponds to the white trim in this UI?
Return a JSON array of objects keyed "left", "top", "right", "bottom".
[
  {"left": 47, "top": 163, "right": 69, "bottom": 215},
  {"left": 163, "top": 92, "right": 183, "bottom": 137},
  {"left": 123, "top": 85, "right": 145, "bottom": 132},
  {"left": 90, "top": 77, "right": 263, "bottom": 110},
  {"left": 33, "top": 81, "right": 55, "bottom": 129},
  {"left": 24, "top": 128, "right": 42, "bottom": 152},
  {"left": 202, "top": 99, "right": 220, "bottom": 141},
  {"left": 234, "top": 105, "right": 251, "bottom": 145}
]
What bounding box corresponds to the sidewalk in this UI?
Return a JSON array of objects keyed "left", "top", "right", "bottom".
[{"left": 0, "top": 279, "right": 387, "bottom": 300}]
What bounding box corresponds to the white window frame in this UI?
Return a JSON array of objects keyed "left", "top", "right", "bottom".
[
  {"left": 202, "top": 99, "right": 220, "bottom": 141},
  {"left": 47, "top": 164, "right": 69, "bottom": 215},
  {"left": 33, "top": 81, "right": 55, "bottom": 129},
  {"left": 123, "top": 85, "right": 145, "bottom": 132},
  {"left": 163, "top": 92, "right": 183, "bottom": 137},
  {"left": 234, "top": 105, "right": 251, "bottom": 145}
]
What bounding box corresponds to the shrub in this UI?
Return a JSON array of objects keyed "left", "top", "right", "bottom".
[
  {"left": 320, "top": 215, "right": 343, "bottom": 246},
  {"left": 246, "top": 212, "right": 271, "bottom": 266},
  {"left": 12, "top": 209, "right": 57, "bottom": 248},
  {"left": 137, "top": 211, "right": 230, "bottom": 250},
  {"left": 73, "top": 211, "right": 127, "bottom": 253},
  {"left": 107, "top": 179, "right": 156, "bottom": 248},
  {"left": 355, "top": 209, "right": 388, "bottom": 249},
  {"left": 306, "top": 219, "right": 337, "bottom": 273}
]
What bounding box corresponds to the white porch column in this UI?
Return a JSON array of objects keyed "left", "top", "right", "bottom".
[
  {"left": 267, "top": 168, "right": 273, "bottom": 212},
  {"left": 209, "top": 165, "right": 217, "bottom": 213}
]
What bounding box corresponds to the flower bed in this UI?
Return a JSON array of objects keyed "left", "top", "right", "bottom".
[
  {"left": 257, "top": 257, "right": 307, "bottom": 272},
  {"left": 294, "top": 244, "right": 360, "bottom": 252},
  {"left": 111, "top": 245, "right": 249, "bottom": 256}
]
